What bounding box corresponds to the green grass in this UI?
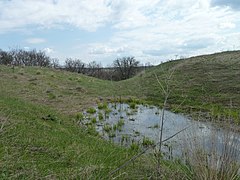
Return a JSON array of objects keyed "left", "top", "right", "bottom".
[
  {"left": 0, "top": 93, "right": 140, "bottom": 179},
  {"left": 117, "top": 51, "right": 240, "bottom": 121},
  {"left": 86, "top": 107, "right": 97, "bottom": 114},
  {"left": 1, "top": 50, "right": 240, "bottom": 178}
]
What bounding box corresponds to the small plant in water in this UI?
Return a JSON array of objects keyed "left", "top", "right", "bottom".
[
  {"left": 142, "top": 136, "right": 154, "bottom": 147},
  {"left": 121, "top": 134, "right": 129, "bottom": 144},
  {"left": 76, "top": 112, "right": 84, "bottom": 121},
  {"left": 130, "top": 142, "right": 140, "bottom": 152},
  {"left": 91, "top": 117, "right": 97, "bottom": 124},
  {"left": 98, "top": 102, "right": 108, "bottom": 110},
  {"left": 104, "top": 108, "right": 112, "bottom": 114},
  {"left": 129, "top": 102, "right": 137, "bottom": 109},
  {"left": 108, "top": 130, "right": 116, "bottom": 138},
  {"left": 117, "top": 118, "right": 125, "bottom": 127},
  {"left": 134, "top": 130, "right": 140, "bottom": 136},
  {"left": 103, "top": 123, "right": 112, "bottom": 133},
  {"left": 87, "top": 107, "right": 96, "bottom": 114},
  {"left": 113, "top": 124, "right": 118, "bottom": 131},
  {"left": 149, "top": 123, "right": 159, "bottom": 128},
  {"left": 87, "top": 125, "right": 98, "bottom": 136},
  {"left": 98, "top": 112, "right": 104, "bottom": 121}
]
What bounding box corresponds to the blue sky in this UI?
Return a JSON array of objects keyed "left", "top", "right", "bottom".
[{"left": 0, "top": 0, "right": 240, "bottom": 66}]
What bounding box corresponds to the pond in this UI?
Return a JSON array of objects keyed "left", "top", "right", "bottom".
[{"left": 83, "top": 103, "right": 240, "bottom": 161}]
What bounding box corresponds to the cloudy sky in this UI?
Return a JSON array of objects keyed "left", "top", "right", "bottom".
[{"left": 0, "top": 0, "right": 240, "bottom": 65}]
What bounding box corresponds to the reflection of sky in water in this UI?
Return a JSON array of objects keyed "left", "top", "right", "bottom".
[{"left": 95, "top": 103, "right": 240, "bottom": 161}]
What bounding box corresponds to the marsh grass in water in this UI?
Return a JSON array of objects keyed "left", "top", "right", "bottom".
[
  {"left": 87, "top": 107, "right": 97, "bottom": 114},
  {"left": 76, "top": 112, "right": 84, "bottom": 122},
  {"left": 181, "top": 119, "right": 240, "bottom": 180},
  {"left": 98, "top": 112, "right": 104, "bottom": 121}
]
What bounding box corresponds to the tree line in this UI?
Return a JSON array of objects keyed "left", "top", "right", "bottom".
[{"left": 0, "top": 48, "right": 153, "bottom": 81}]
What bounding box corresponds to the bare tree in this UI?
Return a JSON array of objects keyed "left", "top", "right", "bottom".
[
  {"left": 4, "top": 48, "right": 51, "bottom": 67},
  {"left": 113, "top": 57, "right": 140, "bottom": 80},
  {"left": 51, "top": 58, "right": 60, "bottom": 68},
  {"left": 65, "top": 58, "right": 85, "bottom": 73},
  {"left": 0, "top": 49, "right": 13, "bottom": 65},
  {"left": 86, "top": 61, "right": 102, "bottom": 77}
]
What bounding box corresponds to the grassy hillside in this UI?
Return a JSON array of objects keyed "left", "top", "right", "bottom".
[
  {"left": 0, "top": 66, "right": 158, "bottom": 179},
  {"left": 119, "top": 51, "right": 240, "bottom": 122},
  {"left": 0, "top": 50, "right": 240, "bottom": 178}
]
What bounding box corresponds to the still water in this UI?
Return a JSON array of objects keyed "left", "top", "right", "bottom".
[{"left": 89, "top": 103, "right": 240, "bottom": 161}]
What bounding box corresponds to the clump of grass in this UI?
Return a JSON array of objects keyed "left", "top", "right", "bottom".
[
  {"left": 121, "top": 135, "right": 130, "bottom": 144},
  {"left": 112, "top": 118, "right": 125, "bottom": 132},
  {"left": 108, "top": 131, "right": 116, "bottom": 138},
  {"left": 149, "top": 124, "right": 159, "bottom": 129},
  {"left": 91, "top": 117, "right": 97, "bottom": 124},
  {"left": 130, "top": 142, "right": 140, "bottom": 152},
  {"left": 142, "top": 137, "right": 154, "bottom": 147},
  {"left": 134, "top": 130, "right": 140, "bottom": 136},
  {"left": 28, "top": 77, "right": 38, "bottom": 81},
  {"left": 75, "top": 86, "right": 85, "bottom": 92},
  {"left": 182, "top": 119, "right": 240, "bottom": 180},
  {"left": 13, "top": 75, "right": 18, "bottom": 79},
  {"left": 104, "top": 108, "right": 112, "bottom": 114},
  {"left": 127, "top": 111, "right": 135, "bottom": 116},
  {"left": 87, "top": 107, "right": 96, "bottom": 114},
  {"left": 98, "top": 102, "right": 108, "bottom": 110},
  {"left": 117, "top": 118, "right": 125, "bottom": 127},
  {"left": 76, "top": 112, "right": 84, "bottom": 121},
  {"left": 113, "top": 124, "right": 118, "bottom": 131},
  {"left": 36, "top": 70, "right": 41, "bottom": 75},
  {"left": 98, "top": 112, "right": 104, "bottom": 121},
  {"left": 41, "top": 114, "right": 57, "bottom": 122},
  {"left": 86, "top": 125, "right": 98, "bottom": 136},
  {"left": 48, "top": 93, "right": 56, "bottom": 99},
  {"left": 129, "top": 102, "right": 137, "bottom": 109},
  {"left": 76, "top": 77, "right": 81, "bottom": 82},
  {"left": 103, "top": 123, "right": 112, "bottom": 133},
  {"left": 18, "top": 69, "right": 24, "bottom": 75}
]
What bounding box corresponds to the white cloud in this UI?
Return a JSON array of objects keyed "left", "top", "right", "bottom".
[
  {"left": 1, "top": 0, "right": 240, "bottom": 65},
  {"left": 26, "top": 38, "right": 46, "bottom": 44},
  {"left": 23, "top": 46, "right": 30, "bottom": 51},
  {"left": 0, "top": 0, "right": 112, "bottom": 33},
  {"left": 219, "top": 22, "right": 236, "bottom": 29},
  {"left": 89, "top": 45, "right": 128, "bottom": 54},
  {"left": 43, "top": 47, "right": 54, "bottom": 54}
]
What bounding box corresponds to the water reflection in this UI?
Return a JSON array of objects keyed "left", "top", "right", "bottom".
[{"left": 91, "top": 103, "right": 240, "bottom": 161}]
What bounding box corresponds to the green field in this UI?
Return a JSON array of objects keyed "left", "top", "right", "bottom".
[{"left": 1, "top": 50, "right": 240, "bottom": 179}]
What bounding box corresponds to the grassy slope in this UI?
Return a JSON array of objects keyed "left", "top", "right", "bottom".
[
  {"left": 0, "top": 66, "right": 162, "bottom": 179},
  {"left": 118, "top": 51, "right": 240, "bottom": 121},
  {"left": 0, "top": 50, "right": 240, "bottom": 178}
]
